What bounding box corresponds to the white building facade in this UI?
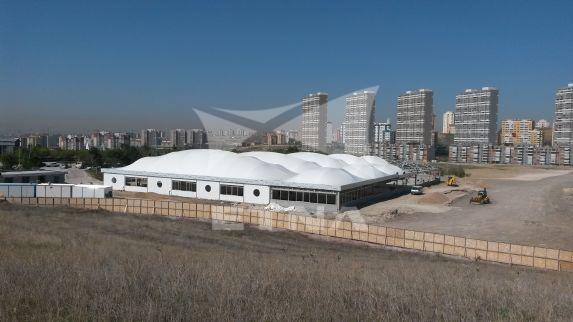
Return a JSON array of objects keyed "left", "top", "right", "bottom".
[
  {"left": 454, "top": 87, "right": 499, "bottom": 145},
  {"left": 396, "top": 89, "right": 434, "bottom": 145},
  {"left": 554, "top": 84, "right": 573, "bottom": 146},
  {"left": 344, "top": 91, "right": 376, "bottom": 156},
  {"left": 301, "top": 93, "right": 328, "bottom": 152},
  {"left": 102, "top": 149, "right": 404, "bottom": 211},
  {"left": 442, "top": 111, "right": 455, "bottom": 134}
]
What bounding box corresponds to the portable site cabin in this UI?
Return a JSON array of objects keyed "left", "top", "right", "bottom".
[
  {"left": 72, "top": 184, "right": 112, "bottom": 198},
  {"left": 0, "top": 183, "right": 36, "bottom": 198},
  {"left": 0, "top": 170, "right": 66, "bottom": 184}
]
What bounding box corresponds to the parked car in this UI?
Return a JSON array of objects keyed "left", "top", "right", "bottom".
[{"left": 410, "top": 185, "right": 424, "bottom": 195}]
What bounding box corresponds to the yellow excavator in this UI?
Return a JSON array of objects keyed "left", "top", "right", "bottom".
[
  {"left": 447, "top": 176, "right": 458, "bottom": 187},
  {"left": 470, "top": 188, "right": 491, "bottom": 204}
]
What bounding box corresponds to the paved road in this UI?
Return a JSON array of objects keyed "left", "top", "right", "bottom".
[{"left": 66, "top": 168, "right": 102, "bottom": 185}]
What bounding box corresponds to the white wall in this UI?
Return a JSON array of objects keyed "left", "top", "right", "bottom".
[
  {"left": 219, "top": 194, "right": 243, "bottom": 203},
  {"left": 104, "top": 173, "right": 125, "bottom": 190},
  {"left": 147, "top": 177, "right": 172, "bottom": 195},
  {"left": 124, "top": 185, "right": 148, "bottom": 193},
  {"left": 71, "top": 186, "right": 111, "bottom": 198},
  {"left": 72, "top": 186, "right": 93, "bottom": 198},
  {"left": 171, "top": 190, "right": 197, "bottom": 198},
  {"left": 37, "top": 184, "right": 73, "bottom": 198},
  {"left": 196, "top": 181, "right": 219, "bottom": 200},
  {"left": 0, "top": 184, "right": 36, "bottom": 198},
  {"left": 243, "top": 185, "right": 270, "bottom": 205}
]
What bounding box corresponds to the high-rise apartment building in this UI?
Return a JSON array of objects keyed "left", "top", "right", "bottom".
[
  {"left": 105, "top": 133, "right": 131, "bottom": 149},
  {"left": 170, "top": 129, "right": 187, "bottom": 148},
  {"left": 396, "top": 89, "right": 433, "bottom": 145},
  {"left": 344, "top": 91, "right": 376, "bottom": 155},
  {"left": 373, "top": 119, "right": 396, "bottom": 144},
  {"left": 554, "top": 84, "right": 573, "bottom": 146},
  {"left": 339, "top": 124, "right": 346, "bottom": 144},
  {"left": 141, "top": 129, "right": 160, "bottom": 148},
  {"left": 501, "top": 119, "right": 535, "bottom": 145},
  {"left": 187, "top": 129, "right": 208, "bottom": 149},
  {"left": 442, "top": 111, "right": 455, "bottom": 134},
  {"left": 454, "top": 87, "right": 499, "bottom": 145},
  {"left": 536, "top": 119, "right": 551, "bottom": 129},
  {"left": 301, "top": 92, "right": 328, "bottom": 151},
  {"left": 326, "top": 122, "right": 333, "bottom": 145}
]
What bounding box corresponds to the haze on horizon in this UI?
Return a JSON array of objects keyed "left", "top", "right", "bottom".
[{"left": 0, "top": 0, "right": 571, "bottom": 134}]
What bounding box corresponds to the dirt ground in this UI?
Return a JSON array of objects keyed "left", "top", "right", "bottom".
[{"left": 360, "top": 165, "right": 573, "bottom": 250}]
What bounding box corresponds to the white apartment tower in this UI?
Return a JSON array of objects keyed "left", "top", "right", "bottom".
[
  {"left": 396, "top": 89, "right": 434, "bottom": 145},
  {"left": 442, "top": 111, "right": 455, "bottom": 134},
  {"left": 554, "top": 84, "right": 573, "bottom": 146},
  {"left": 301, "top": 92, "right": 328, "bottom": 151},
  {"left": 454, "top": 87, "right": 499, "bottom": 145},
  {"left": 344, "top": 91, "right": 376, "bottom": 156}
]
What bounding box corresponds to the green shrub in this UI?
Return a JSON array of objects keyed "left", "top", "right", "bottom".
[{"left": 438, "top": 163, "right": 467, "bottom": 177}]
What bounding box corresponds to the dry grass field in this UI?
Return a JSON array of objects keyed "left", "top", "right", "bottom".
[{"left": 1, "top": 204, "right": 572, "bottom": 321}]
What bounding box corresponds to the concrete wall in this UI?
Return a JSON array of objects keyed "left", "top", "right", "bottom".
[{"left": 8, "top": 196, "right": 573, "bottom": 273}]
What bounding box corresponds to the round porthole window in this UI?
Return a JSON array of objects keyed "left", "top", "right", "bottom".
[
  {"left": 111, "top": 177, "right": 117, "bottom": 184},
  {"left": 157, "top": 181, "right": 162, "bottom": 188},
  {"left": 253, "top": 189, "right": 260, "bottom": 197},
  {"left": 205, "top": 185, "right": 211, "bottom": 192}
]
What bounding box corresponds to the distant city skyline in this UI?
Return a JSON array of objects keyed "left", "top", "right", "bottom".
[{"left": 0, "top": 1, "right": 572, "bottom": 133}]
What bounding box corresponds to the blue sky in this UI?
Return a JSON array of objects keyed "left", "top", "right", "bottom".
[{"left": 0, "top": 0, "right": 571, "bottom": 133}]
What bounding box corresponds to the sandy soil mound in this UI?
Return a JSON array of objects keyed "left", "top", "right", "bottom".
[{"left": 418, "top": 192, "right": 449, "bottom": 205}]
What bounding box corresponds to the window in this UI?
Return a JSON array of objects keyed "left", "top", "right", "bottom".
[
  {"left": 172, "top": 180, "right": 196, "bottom": 192},
  {"left": 111, "top": 177, "right": 117, "bottom": 184},
  {"left": 205, "top": 185, "right": 211, "bottom": 192},
  {"left": 157, "top": 181, "right": 162, "bottom": 188},
  {"left": 270, "top": 188, "right": 337, "bottom": 205},
  {"left": 125, "top": 177, "right": 148, "bottom": 187},
  {"left": 253, "top": 189, "right": 260, "bottom": 197},
  {"left": 221, "top": 184, "right": 243, "bottom": 196},
  {"left": 272, "top": 189, "right": 280, "bottom": 199},
  {"left": 327, "top": 194, "right": 336, "bottom": 205},
  {"left": 310, "top": 193, "right": 317, "bottom": 203}
]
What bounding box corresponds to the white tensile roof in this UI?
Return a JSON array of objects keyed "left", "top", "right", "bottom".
[{"left": 107, "top": 149, "right": 403, "bottom": 190}]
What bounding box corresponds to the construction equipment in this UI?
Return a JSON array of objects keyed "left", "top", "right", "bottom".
[
  {"left": 470, "top": 188, "right": 491, "bottom": 204},
  {"left": 447, "top": 176, "right": 459, "bottom": 187}
]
